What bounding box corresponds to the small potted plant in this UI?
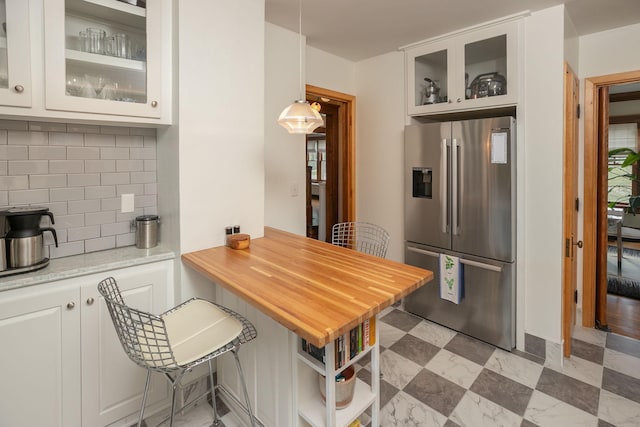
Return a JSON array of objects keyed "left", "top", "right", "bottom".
[{"left": 608, "top": 147, "right": 640, "bottom": 227}]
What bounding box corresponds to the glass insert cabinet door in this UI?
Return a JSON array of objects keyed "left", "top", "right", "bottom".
[
  {"left": 44, "top": 0, "right": 164, "bottom": 119},
  {"left": 0, "top": 0, "right": 31, "bottom": 108}
]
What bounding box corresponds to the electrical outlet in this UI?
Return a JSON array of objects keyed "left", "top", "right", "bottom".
[{"left": 121, "top": 193, "right": 134, "bottom": 213}]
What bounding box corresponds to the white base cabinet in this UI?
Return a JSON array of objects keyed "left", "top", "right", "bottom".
[{"left": 0, "top": 260, "right": 173, "bottom": 427}]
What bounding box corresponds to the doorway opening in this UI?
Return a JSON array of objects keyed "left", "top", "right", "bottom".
[
  {"left": 305, "top": 85, "right": 356, "bottom": 242},
  {"left": 583, "top": 70, "right": 640, "bottom": 341}
]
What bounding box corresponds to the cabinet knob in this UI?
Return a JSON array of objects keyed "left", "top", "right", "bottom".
[
  {"left": 86, "top": 297, "right": 95, "bottom": 305},
  {"left": 457, "top": 98, "right": 461, "bottom": 103},
  {"left": 14, "top": 85, "right": 24, "bottom": 93},
  {"left": 67, "top": 302, "right": 75, "bottom": 310},
  {"left": 151, "top": 101, "right": 158, "bottom": 108}
]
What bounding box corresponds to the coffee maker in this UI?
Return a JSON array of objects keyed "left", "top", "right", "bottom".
[{"left": 0, "top": 206, "right": 58, "bottom": 276}]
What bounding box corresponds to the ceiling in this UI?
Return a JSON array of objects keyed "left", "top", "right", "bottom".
[{"left": 265, "top": 0, "right": 640, "bottom": 61}]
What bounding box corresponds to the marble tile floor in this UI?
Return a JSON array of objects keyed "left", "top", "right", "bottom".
[{"left": 138, "top": 306, "right": 640, "bottom": 426}]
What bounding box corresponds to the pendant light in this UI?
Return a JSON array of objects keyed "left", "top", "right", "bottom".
[{"left": 277, "top": 0, "right": 323, "bottom": 134}]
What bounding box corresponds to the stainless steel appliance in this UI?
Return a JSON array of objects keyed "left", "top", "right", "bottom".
[
  {"left": 422, "top": 78, "right": 441, "bottom": 105},
  {"left": 0, "top": 206, "right": 58, "bottom": 276},
  {"left": 134, "top": 214, "right": 159, "bottom": 249},
  {"left": 468, "top": 72, "right": 507, "bottom": 99},
  {"left": 403, "top": 116, "right": 516, "bottom": 350}
]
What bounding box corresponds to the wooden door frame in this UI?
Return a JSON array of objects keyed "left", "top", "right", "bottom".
[
  {"left": 306, "top": 84, "right": 356, "bottom": 222},
  {"left": 562, "top": 62, "right": 579, "bottom": 357},
  {"left": 583, "top": 70, "right": 640, "bottom": 327}
]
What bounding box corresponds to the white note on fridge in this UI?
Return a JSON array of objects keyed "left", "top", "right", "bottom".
[{"left": 491, "top": 131, "right": 508, "bottom": 164}]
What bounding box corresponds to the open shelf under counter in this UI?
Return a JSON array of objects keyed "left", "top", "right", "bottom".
[
  {"left": 298, "top": 378, "right": 374, "bottom": 427},
  {"left": 66, "top": 0, "right": 145, "bottom": 28},
  {"left": 66, "top": 49, "right": 146, "bottom": 72}
]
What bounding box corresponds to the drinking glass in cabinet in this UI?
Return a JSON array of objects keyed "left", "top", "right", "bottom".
[{"left": 83, "top": 28, "right": 106, "bottom": 55}]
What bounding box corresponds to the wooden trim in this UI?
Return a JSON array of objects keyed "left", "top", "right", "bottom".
[
  {"left": 596, "top": 86, "right": 609, "bottom": 327},
  {"left": 582, "top": 69, "right": 640, "bottom": 328},
  {"left": 610, "top": 90, "right": 640, "bottom": 103},
  {"left": 609, "top": 114, "right": 640, "bottom": 124},
  {"left": 306, "top": 84, "right": 356, "bottom": 222}
]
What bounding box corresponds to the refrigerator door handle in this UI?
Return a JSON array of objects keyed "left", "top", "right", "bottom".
[
  {"left": 459, "top": 258, "right": 503, "bottom": 273},
  {"left": 441, "top": 138, "right": 449, "bottom": 234},
  {"left": 452, "top": 139, "right": 459, "bottom": 236},
  {"left": 407, "top": 246, "right": 439, "bottom": 258}
]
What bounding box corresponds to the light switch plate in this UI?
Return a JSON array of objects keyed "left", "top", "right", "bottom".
[{"left": 121, "top": 193, "right": 134, "bottom": 213}]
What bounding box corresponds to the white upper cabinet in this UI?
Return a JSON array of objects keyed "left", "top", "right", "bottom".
[
  {"left": 405, "top": 18, "right": 522, "bottom": 116},
  {"left": 0, "top": 0, "right": 32, "bottom": 108},
  {"left": 44, "top": 0, "right": 167, "bottom": 120}
]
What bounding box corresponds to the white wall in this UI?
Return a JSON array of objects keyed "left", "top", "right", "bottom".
[
  {"left": 522, "top": 5, "right": 566, "bottom": 344},
  {"left": 307, "top": 45, "right": 356, "bottom": 95},
  {"left": 579, "top": 22, "right": 640, "bottom": 78},
  {"left": 264, "top": 23, "right": 306, "bottom": 234},
  {"left": 354, "top": 52, "right": 406, "bottom": 262},
  {"left": 173, "top": 1, "right": 265, "bottom": 300}
]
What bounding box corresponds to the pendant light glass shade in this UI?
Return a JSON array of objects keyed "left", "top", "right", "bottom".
[
  {"left": 277, "top": 99, "right": 323, "bottom": 134},
  {"left": 277, "top": 0, "right": 323, "bottom": 134}
]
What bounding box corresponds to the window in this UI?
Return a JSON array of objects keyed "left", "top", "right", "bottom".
[{"left": 608, "top": 123, "right": 639, "bottom": 207}]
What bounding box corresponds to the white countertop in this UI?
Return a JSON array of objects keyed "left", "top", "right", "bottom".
[{"left": 0, "top": 245, "right": 175, "bottom": 293}]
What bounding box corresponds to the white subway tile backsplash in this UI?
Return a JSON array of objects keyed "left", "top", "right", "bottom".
[
  {"left": 66, "top": 124, "right": 100, "bottom": 134},
  {"left": 50, "top": 187, "right": 85, "bottom": 202},
  {"left": 144, "top": 183, "right": 157, "bottom": 195},
  {"left": 4, "top": 122, "right": 157, "bottom": 258},
  {"left": 67, "top": 146, "right": 100, "bottom": 160},
  {"left": 144, "top": 160, "right": 156, "bottom": 171},
  {"left": 30, "top": 174, "right": 67, "bottom": 189},
  {"left": 68, "top": 173, "right": 100, "bottom": 187},
  {"left": 40, "top": 201, "right": 68, "bottom": 217},
  {"left": 55, "top": 214, "right": 85, "bottom": 228},
  {"left": 130, "top": 147, "right": 156, "bottom": 160},
  {"left": 135, "top": 195, "right": 156, "bottom": 208},
  {"left": 101, "top": 197, "right": 120, "bottom": 211},
  {"left": 116, "top": 233, "right": 136, "bottom": 247},
  {"left": 130, "top": 128, "right": 156, "bottom": 137},
  {"left": 116, "top": 135, "right": 143, "bottom": 147},
  {"left": 50, "top": 160, "right": 83, "bottom": 174},
  {"left": 116, "top": 159, "right": 144, "bottom": 172},
  {"left": 0, "top": 145, "right": 28, "bottom": 160},
  {"left": 29, "top": 145, "right": 67, "bottom": 160},
  {"left": 85, "top": 185, "right": 116, "bottom": 200},
  {"left": 85, "top": 210, "right": 115, "bottom": 226},
  {"left": 50, "top": 132, "right": 83, "bottom": 146},
  {"left": 100, "top": 126, "right": 129, "bottom": 136},
  {"left": 29, "top": 122, "right": 67, "bottom": 132},
  {"left": 9, "top": 188, "right": 49, "bottom": 204},
  {"left": 116, "top": 183, "right": 144, "bottom": 196},
  {"left": 0, "top": 120, "right": 28, "bottom": 131},
  {"left": 85, "top": 134, "right": 115, "bottom": 147},
  {"left": 85, "top": 159, "right": 116, "bottom": 173},
  {"left": 50, "top": 241, "right": 85, "bottom": 258},
  {"left": 101, "top": 172, "right": 130, "bottom": 185},
  {"left": 0, "top": 176, "right": 28, "bottom": 190},
  {"left": 131, "top": 171, "right": 156, "bottom": 184},
  {"left": 100, "top": 147, "right": 129, "bottom": 160},
  {"left": 68, "top": 225, "right": 100, "bottom": 241},
  {"left": 85, "top": 236, "right": 116, "bottom": 252},
  {"left": 8, "top": 131, "right": 48, "bottom": 145},
  {"left": 101, "top": 221, "right": 131, "bottom": 236},
  {"left": 68, "top": 199, "right": 100, "bottom": 214}
]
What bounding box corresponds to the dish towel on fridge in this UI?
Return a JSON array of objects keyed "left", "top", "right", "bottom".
[{"left": 440, "top": 254, "right": 463, "bottom": 304}]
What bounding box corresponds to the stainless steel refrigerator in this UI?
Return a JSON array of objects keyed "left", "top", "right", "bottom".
[{"left": 403, "top": 116, "right": 516, "bottom": 350}]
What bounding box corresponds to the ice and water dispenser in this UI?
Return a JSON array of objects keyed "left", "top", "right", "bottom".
[{"left": 412, "top": 167, "right": 432, "bottom": 199}]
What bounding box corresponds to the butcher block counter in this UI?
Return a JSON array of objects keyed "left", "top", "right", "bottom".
[{"left": 181, "top": 227, "right": 433, "bottom": 348}]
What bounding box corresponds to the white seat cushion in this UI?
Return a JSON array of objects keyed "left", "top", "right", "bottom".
[{"left": 162, "top": 299, "right": 243, "bottom": 366}]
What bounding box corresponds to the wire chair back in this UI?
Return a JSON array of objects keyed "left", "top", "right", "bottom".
[
  {"left": 98, "top": 277, "right": 179, "bottom": 372},
  {"left": 331, "top": 221, "right": 390, "bottom": 258}
]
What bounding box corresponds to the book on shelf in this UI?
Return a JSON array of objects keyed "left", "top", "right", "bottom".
[{"left": 300, "top": 316, "right": 376, "bottom": 370}]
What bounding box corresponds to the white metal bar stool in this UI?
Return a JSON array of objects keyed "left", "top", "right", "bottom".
[
  {"left": 331, "top": 221, "right": 390, "bottom": 258},
  {"left": 98, "top": 277, "right": 257, "bottom": 427}
]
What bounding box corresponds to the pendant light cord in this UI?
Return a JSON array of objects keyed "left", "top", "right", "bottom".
[{"left": 298, "top": 0, "right": 303, "bottom": 100}]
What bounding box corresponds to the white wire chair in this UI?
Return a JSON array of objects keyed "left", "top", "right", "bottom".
[
  {"left": 331, "top": 221, "right": 390, "bottom": 258},
  {"left": 98, "top": 277, "right": 257, "bottom": 427}
]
